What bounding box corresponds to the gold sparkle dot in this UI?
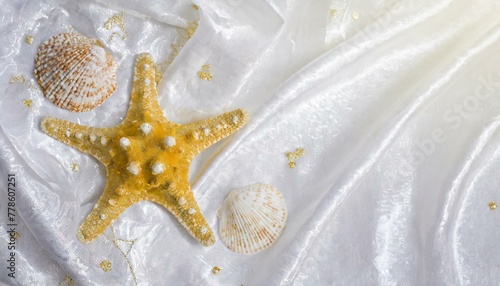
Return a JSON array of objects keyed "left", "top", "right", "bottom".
[
  {"left": 198, "top": 64, "right": 213, "bottom": 81},
  {"left": 286, "top": 148, "right": 305, "bottom": 169},
  {"left": 104, "top": 12, "right": 125, "bottom": 31},
  {"left": 489, "top": 202, "right": 497, "bottom": 210},
  {"left": 59, "top": 274, "right": 75, "bottom": 286},
  {"left": 154, "top": 64, "right": 163, "bottom": 85},
  {"left": 22, "top": 99, "right": 33, "bottom": 108},
  {"left": 25, "top": 35, "right": 34, "bottom": 45},
  {"left": 104, "top": 12, "right": 127, "bottom": 42},
  {"left": 192, "top": 4, "right": 199, "bottom": 10},
  {"left": 70, "top": 163, "right": 80, "bottom": 172},
  {"left": 352, "top": 11, "right": 360, "bottom": 20},
  {"left": 212, "top": 266, "right": 222, "bottom": 275},
  {"left": 329, "top": 9, "right": 337, "bottom": 19},
  {"left": 186, "top": 21, "right": 199, "bottom": 39},
  {"left": 9, "top": 75, "right": 26, "bottom": 84},
  {"left": 99, "top": 260, "right": 112, "bottom": 272},
  {"left": 13, "top": 231, "right": 20, "bottom": 240}
]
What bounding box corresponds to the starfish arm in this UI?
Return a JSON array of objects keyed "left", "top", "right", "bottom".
[
  {"left": 149, "top": 179, "right": 216, "bottom": 246},
  {"left": 41, "top": 117, "right": 114, "bottom": 164},
  {"left": 179, "top": 109, "right": 249, "bottom": 156},
  {"left": 124, "top": 53, "right": 166, "bottom": 124},
  {"left": 77, "top": 174, "right": 137, "bottom": 243}
]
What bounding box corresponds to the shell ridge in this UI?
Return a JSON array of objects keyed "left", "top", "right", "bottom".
[
  {"left": 35, "top": 32, "right": 117, "bottom": 112},
  {"left": 229, "top": 198, "right": 248, "bottom": 253},
  {"left": 51, "top": 46, "right": 95, "bottom": 106},
  {"left": 42, "top": 45, "right": 90, "bottom": 99},
  {"left": 64, "top": 49, "right": 107, "bottom": 109},
  {"left": 218, "top": 184, "right": 287, "bottom": 255}
]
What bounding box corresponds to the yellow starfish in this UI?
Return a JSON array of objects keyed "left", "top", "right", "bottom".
[{"left": 41, "top": 53, "right": 249, "bottom": 246}]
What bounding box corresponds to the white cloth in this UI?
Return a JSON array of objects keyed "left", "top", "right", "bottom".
[{"left": 1, "top": 0, "right": 500, "bottom": 285}]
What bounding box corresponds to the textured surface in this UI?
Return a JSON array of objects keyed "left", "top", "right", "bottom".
[
  {"left": 41, "top": 53, "right": 249, "bottom": 245},
  {"left": 34, "top": 32, "right": 117, "bottom": 112},
  {"left": 1, "top": 0, "right": 500, "bottom": 285}
]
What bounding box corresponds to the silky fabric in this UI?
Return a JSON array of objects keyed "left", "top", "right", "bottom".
[{"left": 1, "top": 0, "right": 500, "bottom": 285}]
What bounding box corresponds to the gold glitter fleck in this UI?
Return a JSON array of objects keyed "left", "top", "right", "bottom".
[
  {"left": 71, "top": 163, "right": 80, "bottom": 172},
  {"left": 162, "top": 16, "right": 200, "bottom": 69},
  {"left": 9, "top": 74, "right": 40, "bottom": 90},
  {"left": 13, "top": 231, "right": 20, "bottom": 240},
  {"left": 104, "top": 12, "right": 125, "bottom": 30},
  {"left": 25, "top": 35, "right": 34, "bottom": 45},
  {"left": 352, "top": 11, "right": 360, "bottom": 20},
  {"left": 212, "top": 266, "right": 222, "bottom": 275},
  {"left": 104, "top": 12, "right": 127, "bottom": 43},
  {"left": 9, "top": 75, "right": 26, "bottom": 84},
  {"left": 186, "top": 21, "right": 199, "bottom": 39},
  {"left": 192, "top": 4, "right": 199, "bottom": 10},
  {"left": 329, "top": 9, "right": 337, "bottom": 19},
  {"left": 99, "top": 260, "right": 112, "bottom": 272},
  {"left": 105, "top": 226, "right": 138, "bottom": 285},
  {"left": 198, "top": 64, "right": 213, "bottom": 81},
  {"left": 154, "top": 64, "right": 163, "bottom": 86},
  {"left": 22, "top": 99, "right": 33, "bottom": 108},
  {"left": 58, "top": 275, "right": 75, "bottom": 286},
  {"left": 489, "top": 201, "right": 497, "bottom": 210},
  {"left": 286, "top": 148, "right": 305, "bottom": 169}
]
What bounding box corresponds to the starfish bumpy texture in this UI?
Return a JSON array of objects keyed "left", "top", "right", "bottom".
[{"left": 41, "top": 53, "right": 249, "bottom": 246}]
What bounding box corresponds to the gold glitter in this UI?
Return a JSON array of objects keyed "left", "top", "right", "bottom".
[
  {"left": 13, "top": 231, "right": 20, "bottom": 240},
  {"left": 104, "top": 12, "right": 127, "bottom": 43},
  {"left": 192, "top": 4, "right": 199, "bottom": 10},
  {"left": 105, "top": 226, "right": 138, "bottom": 285},
  {"left": 186, "top": 21, "right": 199, "bottom": 39},
  {"left": 212, "top": 266, "right": 222, "bottom": 275},
  {"left": 25, "top": 35, "right": 34, "bottom": 45},
  {"left": 154, "top": 64, "right": 163, "bottom": 86},
  {"left": 9, "top": 74, "right": 40, "bottom": 90},
  {"left": 329, "top": 9, "right": 337, "bottom": 19},
  {"left": 162, "top": 16, "right": 200, "bottom": 69},
  {"left": 108, "top": 32, "right": 127, "bottom": 43},
  {"left": 104, "top": 12, "right": 125, "bottom": 31},
  {"left": 9, "top": 75, "right": 26, "bottom": 84},
  {"left": 22, "top": 99, "right": 33, "bottom": 108},
  {"left": 198, "top": 64, "right": 213, "bottom": 81},
  {"left": 352, "top": 11, "right": 360, "bottom": 20},
  {"left": 286, "top": 148, "right": 305, "bottom": 169},
  {"left": 70, "top": 163, "right": 80, "bottom": 172},
  {"left": 99, "top": 260, "right": 112, "bottom": 272},
  {"left": 164, "top": 42, "right": 181, "bottom": 68},
  {"left": 58, "top": 275, "right": 75, "bottom": 286},
  {"left": 489, "top": 202, "right": 497, "bottom": 210}
]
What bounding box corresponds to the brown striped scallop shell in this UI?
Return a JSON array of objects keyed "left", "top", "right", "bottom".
[
  {"left": 218, "top": 184, "right": 288, "bottom": 255},
  {"left": 34, "top": 32, "right": 117, "bottom": 112}
]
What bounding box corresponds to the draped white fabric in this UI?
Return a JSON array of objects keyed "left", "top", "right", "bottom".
[{"left": 1, "top": 0, "right": 500, "bottom": 285}]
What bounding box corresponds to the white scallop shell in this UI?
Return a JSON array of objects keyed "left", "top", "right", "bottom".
[
  {"left": 218, "top": 184, "right": 287, "bottom": 255},
  {"left": 34, "top": 32, "right": 117, "bottom": 112}
]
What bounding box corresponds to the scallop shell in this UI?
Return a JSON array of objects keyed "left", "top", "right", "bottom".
[
  {"left": 218, "top": 184, "right": 287, "bottom": 255},
  {"left": 34, "top": 32, "right": 117, "bottom": 112}
]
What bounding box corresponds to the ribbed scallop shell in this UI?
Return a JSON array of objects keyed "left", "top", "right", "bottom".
[
  {"left": 218, "top": 184, "right": 287, "bottom": 255},
  {"left": 34, "top": 32, "right": 117, "bottom": 112}
]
